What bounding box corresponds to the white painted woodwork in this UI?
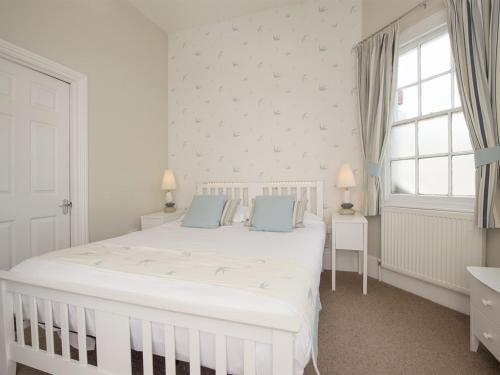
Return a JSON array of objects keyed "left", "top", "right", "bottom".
[
  {"left": 77, "top": 306, "right": 87, "bottom": 364},
  {"left": 59, "top": 303, "right": 70, "bottom": 360},
  {"left": 142, "top": 320, "right": 153, "bottom": 375},
  {"left": 29, "top": 297, "right": 39, "bottom": 350},
  {"left": 215, "top": 334, "right": 226, "bottom": 375},
  {"left": 0, "top": 38, "right": 89, "bottom": 251},
  {"left": 164, "top": 324, "right": 176, "bottom": 375},
  {"left": 14, "top": 293, "right": 24, "bottom": 346},
  {"left": 332, "top": 213, "right": 368, "bottom": 294},
  {"left": 189, "top": 329, "right": 201, "bottom": 375},
  {"left": 197, "top": 180, "right": 324, "bottom": 219},
  {"left": 0, "top": 282, "right": 16, "bottom": 375},
  {"left": 382, "top": 207, "right": 485, "bottom": 293},
  {"left": 95, "top": 311, "right": 132, "bottom": 375},
  {"left": 0, "top": 268, "right": 301, "bottom": 375},
  {"left": 44, "top": 300, "right": 54, "bottom": 355},
  {"left": 468, "top": 267, "right": 500, "bottom": 361},
  {"left": 0, "top": 56, "right": 70, "bottom": 270},
  {"left": 243, "top": 340, "right": 256, "bottom": 375},
  {"left": 141, "top": 210, "right": 186, "bottom": 230}
]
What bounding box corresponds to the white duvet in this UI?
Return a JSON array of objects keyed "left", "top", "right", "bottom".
[{"left": 11, "top": 215, "right": 326, "bottom": 374}]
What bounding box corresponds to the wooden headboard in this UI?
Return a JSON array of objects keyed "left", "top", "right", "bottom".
[{"left": 196, "top": 180, "right": 324, "bottom": 218}]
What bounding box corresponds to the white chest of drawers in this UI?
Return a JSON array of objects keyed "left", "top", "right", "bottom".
[{"left": 468, "top": 266, "right": 500, "bottom": 361}]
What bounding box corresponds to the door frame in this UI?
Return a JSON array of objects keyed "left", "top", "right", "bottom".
[{"left": 0, "top": 38, "right": 89, "bottom": 246}]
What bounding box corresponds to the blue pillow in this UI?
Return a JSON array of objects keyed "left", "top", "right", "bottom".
[
  {"left": 182, "top": 195, "right": 227, "bottom": 228},
  {"left": 251, "top": 195, "right": 295, "bottom": 232}
]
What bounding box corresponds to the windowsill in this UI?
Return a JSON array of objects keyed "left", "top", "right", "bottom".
[{"left": 384, "top": 194, "right": 474, "bottom": 213}]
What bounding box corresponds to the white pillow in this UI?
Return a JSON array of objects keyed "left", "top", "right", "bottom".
[
  {"left": 303, "top": 211, "right": 323, "bottom": 224},
  {"left": 232, "top": 205, "right": 250, "bottom": 223}
]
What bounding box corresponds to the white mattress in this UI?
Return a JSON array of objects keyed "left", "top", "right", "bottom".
[{"left": 11, "top": 217, "right": 326, "bottom": 374}]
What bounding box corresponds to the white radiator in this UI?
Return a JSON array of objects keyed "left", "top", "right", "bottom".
[{"left": 381, "top": 207, "right": 485, "bottom": 294}]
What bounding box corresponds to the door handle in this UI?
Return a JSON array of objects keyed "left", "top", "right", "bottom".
[{"left": 59, "top": 199, "right": 72, "bottom": 215}]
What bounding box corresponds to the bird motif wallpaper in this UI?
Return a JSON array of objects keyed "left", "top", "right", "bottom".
[{"left": 168, "top": 0, "right": 362, "bottom": 219}]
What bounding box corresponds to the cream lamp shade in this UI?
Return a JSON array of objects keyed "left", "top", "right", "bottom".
[
  {"left": 337, "top": 163, "right": 356, "bottom": 188},
  {"left": 161, "top": 169, "right": 177, "bottom": 191}
]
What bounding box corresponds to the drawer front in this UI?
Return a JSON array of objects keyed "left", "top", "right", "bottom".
[
  {"left": 472, "top": 307, "right": 500, "bottom": 361},
  {"left": 470, "top": 277, "right": 500, "bottom": 328},
  {"left": 335, "top": 223, "right": 364, "bottom": 250},
  {"left": 141, "top": 217, "right": 163, "bottom": 230}
]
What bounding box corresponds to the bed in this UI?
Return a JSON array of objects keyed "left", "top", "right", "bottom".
[{"left": 0, "top": 180, "right": 325, "bottom": 375}]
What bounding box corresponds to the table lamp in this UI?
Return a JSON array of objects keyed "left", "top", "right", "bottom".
[
  {"left": 161, "top": 169, "right": 177, "bottom": 212},
  {"left": 337, "top": 163, "right": 356, "bottom": 215}
]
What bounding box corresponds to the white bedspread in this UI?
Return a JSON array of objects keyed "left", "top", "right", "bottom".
[{"left": 11, "top": 218, "right": 326, "bottom": 374}]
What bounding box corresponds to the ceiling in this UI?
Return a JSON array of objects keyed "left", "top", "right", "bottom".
[{"left": 128, "top": 0, "right": 303, "bottom": 33}]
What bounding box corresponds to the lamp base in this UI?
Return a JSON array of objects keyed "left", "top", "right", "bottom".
[
  {"left": 338, "top": 208, "right": 355, "bottom": 215},
  {"left": 164, "top": 206, "right": 176, "bottom": 213}
]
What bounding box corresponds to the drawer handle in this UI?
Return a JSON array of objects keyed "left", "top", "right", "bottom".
[
  {"left": 481, "top": 299, "right": 493, "bottom": 307},
  {"left": 483, "top": 332, "right": 493, "bottom": 340}
]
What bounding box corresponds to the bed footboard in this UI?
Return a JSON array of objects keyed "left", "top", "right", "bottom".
[{"left": 0, "top": 271, "right": 299, "bottom": 375}]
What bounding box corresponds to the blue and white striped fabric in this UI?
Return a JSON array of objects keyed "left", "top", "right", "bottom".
[{"left": 446, "top": 0, "right": 500, "bottom": 228}]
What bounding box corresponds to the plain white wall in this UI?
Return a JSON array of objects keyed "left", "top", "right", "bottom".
[{"left": 0, "top": 0, "right": 170, "bottom": 241}]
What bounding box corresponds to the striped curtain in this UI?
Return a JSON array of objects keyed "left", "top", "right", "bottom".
[
  {"left": 355, "top": 24, "right": 399, "bottom": 216},
  {"left": 446, "top": 0, "right": 500, "bottom": 228}
]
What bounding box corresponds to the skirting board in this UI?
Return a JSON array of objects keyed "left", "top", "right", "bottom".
[{"left": 322, "top": 250, "right": 470, "bottom": 315}]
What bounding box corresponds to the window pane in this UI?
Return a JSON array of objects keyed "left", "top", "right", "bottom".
[
  {"left": 452, "top": 154, "right": 475, "bottom": 196},
  {"left": 452, "top": 112, "right": 472, "bottom": 152},
  {"left": 418, "top": 116, "right": 448, "bottom": 155},
  {"left": 398, "top": 49, "right": 418, "bottom": 87},
  {"left": 421, "top": 74, "right": 452, "bottom": 115},
  {"left": 391, "top": 160, "right": 415, "bottom": 194},
  {"left": 391, "top": 123, "right": 415, "bottom": 158},
  {"left": 419, "top": 157, "right": 448, "bottom": 195},
  {"left": 421, "top": 33, "right": 451, "bottom": 79},
  {"left": 396, "top": 85, "right": 418, "bottom": 121},
  {"left": 454, "top": 75, "right": 461, "bottom": 108}
]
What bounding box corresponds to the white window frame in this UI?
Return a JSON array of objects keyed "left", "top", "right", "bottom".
[{"left": 383, "top": 24, "right": 475, "bottom": 213}]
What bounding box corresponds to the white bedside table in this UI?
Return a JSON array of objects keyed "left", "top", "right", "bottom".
[
  {"left": 332, "top": 212, "right": 368, "bottom": 294},
  {"left": 141, "top": 210, "right": 185, "bottom": 230}
]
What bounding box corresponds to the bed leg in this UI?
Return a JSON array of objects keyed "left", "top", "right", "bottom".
[
  {"left": 0, "top": 282, "right": 16, "bottom": 375},
  {"left": 0, "top": 360, "right": 16, "bottom": 375}
]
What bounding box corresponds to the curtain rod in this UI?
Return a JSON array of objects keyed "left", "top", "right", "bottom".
[{"left": 355, "top": 0, "right": 429, "bottom": 48}]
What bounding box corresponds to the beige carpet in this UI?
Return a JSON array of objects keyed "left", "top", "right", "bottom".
[{"left": 17, "top": 271, "right": 500, "bottom": 375}]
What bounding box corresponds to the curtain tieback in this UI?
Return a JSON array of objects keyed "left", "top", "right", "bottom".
[
  {"left": 365, "top": 161, "right": 381, "bottom": 177},
  {"left": 474, "top": 145, "right": 500, "bottom": 167}
]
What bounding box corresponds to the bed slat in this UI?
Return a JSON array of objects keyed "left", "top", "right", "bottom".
[
  {"left": 189, "top": 329, "right": 201, "bottom": 375},
  {"left": 215, "top": 334, "right": 226, "bottom": 375},
  {"left": 60, "top": 303, "right": 70, "bottom": 360},
  {"left": 142, "top": 320, "right": 153, "bottom": 375},
  {"left": 243, "top": 340, "right": 256, "bottom": 375},
  {"left": 77, "top": 307, "right": 87, "bottom": 364},
  {"left": 29, "top": 296, "right": 39, "bottom": 350},
  {"left": 14, "top": 294, "right": 24, "bottom": 346},
  {"left": 165, "top": 324, "right": 176, "bottom": 374},
  {"left": 44, "top": 299, "right": 54, "bottom": 355}
]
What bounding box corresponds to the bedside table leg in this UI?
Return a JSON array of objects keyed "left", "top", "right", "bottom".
[
  {"left": 358, "top": 252, "right": 362, "bottom": 275},
  {"left": 363, "top": 223, "right": 368, "bottom": 295},
  {"left": 332, "top": 250, "right": 336, "bottom": 291},
  {"left": 363, "top": 249, "right": 367, "bottom": 295}
]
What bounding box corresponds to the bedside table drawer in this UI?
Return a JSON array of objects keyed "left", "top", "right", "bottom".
[
  {"left": 335, "top": 223, "right": 364, "bottom": 250},
  {"left": 470, "top": 276, "right": 500, "bottom": 328}
]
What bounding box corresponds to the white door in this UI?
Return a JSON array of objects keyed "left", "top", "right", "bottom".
[{"left": 0, "top": 56, "right": 71, "bottom": 270}]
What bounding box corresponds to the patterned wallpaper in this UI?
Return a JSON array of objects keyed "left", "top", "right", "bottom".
[{"left": 168, "top": 0, "right": 362, "bottom": 220}]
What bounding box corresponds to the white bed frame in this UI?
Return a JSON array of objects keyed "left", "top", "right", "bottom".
[{"left": 0, "top": 180, "right": 324, "bottom": 375}]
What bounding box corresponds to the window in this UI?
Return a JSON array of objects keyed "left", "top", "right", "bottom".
[{"left": 387, "top": 27, "right": 475, "bottom": 210}]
